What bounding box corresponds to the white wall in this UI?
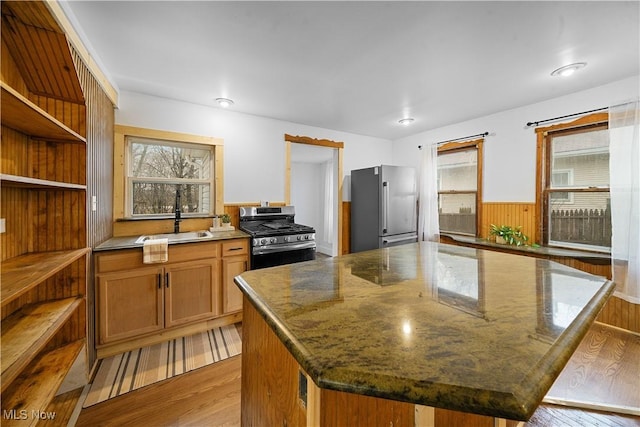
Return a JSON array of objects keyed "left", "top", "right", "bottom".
[
  {"left": 392, "top": 76, "right": 640, "bottom": 202},
  {"left": 291, "top": 161, "right": 327, "bottom": 250},
  {"left": 115, "top": 91, "right": 393, "bottom": 203}
]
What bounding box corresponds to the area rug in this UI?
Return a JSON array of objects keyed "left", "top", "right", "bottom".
[{"left": 83, "top": 324, "right": 242, "bottom": 407}]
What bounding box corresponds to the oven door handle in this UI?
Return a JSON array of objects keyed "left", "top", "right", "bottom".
[{"left": 253, "top": 241, "right": 316, "bottom": 255}]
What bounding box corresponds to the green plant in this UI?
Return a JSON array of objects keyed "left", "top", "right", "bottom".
[
  {"left": 221, "top": 213, "right": 231, "bottom": 224},
  {"left": 489, "top": 224, "right": 530, "bottom": 246}
]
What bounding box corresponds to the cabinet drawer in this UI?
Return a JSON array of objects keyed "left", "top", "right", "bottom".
[
  {"left": 222, "top": 239, "right": 249, "bottom": 257},
  {"left": 96, "top": 241, "right": 221, "bottom": 273}
]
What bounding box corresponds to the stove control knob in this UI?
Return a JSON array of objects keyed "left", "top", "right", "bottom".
[
  {"left": 270, "top": 238, "right": 276, "bottom": 244},
  {"left": 305, "top": 235, "right": 309, "bottom": 240},
  {"left": 297, "top": 235, "right": 302, "bottom": 241},
  {"left": 260, "top": 238, "right": 267, "bottom": 245},
  {"left": 284, "top": 236, "right": 290, "bottom": 242}
]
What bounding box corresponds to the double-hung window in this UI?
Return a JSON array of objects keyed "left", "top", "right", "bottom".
[
  {"left": 538, "top": 114, "right": 610, "bottom": 251},
  {"left": 127, "top": 137, "right": 214, "bottom": 217},
  {"left": 437, "top": 140, "right": 482, "bottom": 236}
]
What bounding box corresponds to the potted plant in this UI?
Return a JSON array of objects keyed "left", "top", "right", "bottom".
[
  {"left": 489, "top": 224, "right": 530, "bottom": 246},
  {"left": 221, "top": 213, "right": 231, "bottom": 225}
]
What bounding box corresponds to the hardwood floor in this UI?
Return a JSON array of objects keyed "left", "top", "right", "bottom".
[
  {"left": 76, "top": 355, "right": 241, "bottom": 427},
  {"left": 73, "top": 324, "right": 640, "bottom": 427}
]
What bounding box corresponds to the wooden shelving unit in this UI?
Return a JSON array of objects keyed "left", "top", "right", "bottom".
[
  {"left": 0, "top": 174, "right": 88, "bottom": 190},
  {"left": 0, "top": 83, "right": 86, "bottom": 144},
  {"left": 1, "top": 298, "right": 83, "bottom": 391},
  {"left": 1, "top": 0, "right": 89, "bottom": 419},
  {"left": 1, "top": 340, "right": 84, "bottom": 427},
  {"left": 1, "top": 249, "right": 90, "bottom": 305}
]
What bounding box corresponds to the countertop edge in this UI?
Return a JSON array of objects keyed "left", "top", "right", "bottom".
[
  {"left": 93, "top": 230, "right": 250, "bottom": 252},
  {"left": 510, "top": 278, "right": 617, "bottom": 420}
]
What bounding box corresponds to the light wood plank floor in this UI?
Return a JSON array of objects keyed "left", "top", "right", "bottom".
[{"left": 74, "top": 324, "right": 640, "bottom": 427}]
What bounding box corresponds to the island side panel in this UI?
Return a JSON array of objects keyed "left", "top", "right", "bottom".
[{"left": 241, "top": 296, "right": 307, "bottom": 427}]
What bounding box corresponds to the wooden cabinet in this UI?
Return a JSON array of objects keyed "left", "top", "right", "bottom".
[
  {"left": 98, "top": 259, "right": 219, "bottom": 343},
  {"left": 96, "top": 242, "right": 219, "bottom": 345},
  {"left": 1, "top": 1, "right": 89, "bottom": 422},
  {"left": 165, "top": 260, "right": 219, "bottom": 327},
  {"left": 95, "top": 238, "right": 247, "bottom": 353},
  {"left": 98, "top": 267, "right": 164, "bottom": 343},
  {"left": 221, "top": 239, "right": 249, "bottom": 314}
]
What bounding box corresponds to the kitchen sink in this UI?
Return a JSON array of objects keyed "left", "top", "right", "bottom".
[{"left": 135, "top": 230, "right": 214, "bottom": 244}]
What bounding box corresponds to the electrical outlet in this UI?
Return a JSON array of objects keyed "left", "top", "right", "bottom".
[
  {"left": 0, "top": 218, "right": 5, "bottom": 233},
  {"left": 91, "top": 196, "right": 97, "bottom": 212}
]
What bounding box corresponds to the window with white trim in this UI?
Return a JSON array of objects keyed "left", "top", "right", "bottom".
[{"left": 126, "top": 137, "right": 214, "bottom": 217}]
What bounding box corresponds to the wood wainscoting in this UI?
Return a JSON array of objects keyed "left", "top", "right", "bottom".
[{"left": 481, "top": 202, "right": 536, "bottom": 241}]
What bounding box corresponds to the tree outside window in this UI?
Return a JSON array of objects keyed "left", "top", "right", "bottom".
[{"left": 128, "top": 137, "right": 213, "bottom": 217}]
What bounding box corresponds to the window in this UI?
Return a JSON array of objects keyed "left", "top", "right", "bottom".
[
  {"left": 550, "top": 170, "right": 573, "bottom": 203},
  {"left": 538, "top": 114, "right": 610, "bottom": 251},
  {"left": 437, "top": 140, "right": 482, "bottom": 236},
  {"left": 127, "top": 137, "right": 214, "bottom": 217}
]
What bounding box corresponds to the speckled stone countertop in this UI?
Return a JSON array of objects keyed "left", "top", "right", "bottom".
[
  {"left": 235, "top": 242, "right": 615, "bottom": 421},
  {"left": 94, "top": 229, "right": 249, "bottom": 251}
]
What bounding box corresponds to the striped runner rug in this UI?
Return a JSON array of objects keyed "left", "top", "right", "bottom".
[{"left": 83, "top": 324, "right": 242, "bottom": 407}]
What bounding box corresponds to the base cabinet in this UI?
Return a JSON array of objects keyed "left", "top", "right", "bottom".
[
  {"left": 95, "top": 238, "right": 248, "bottom": 351},
  {"left": 98, "top": 267, "right": 164, "bottom": 343},
  {"left": 165, "top": 260, "right": 219, "bottom": 327}
]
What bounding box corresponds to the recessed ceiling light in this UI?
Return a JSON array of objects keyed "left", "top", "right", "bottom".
[
  {"left": 215, "top": 97, "right": 234, "bottom": 107},
  {"left": 398, "top": 118, "right": 414, "bottom": 125},
  {"left": 551, "top": 62, "right": 587, "bottom": 77}
]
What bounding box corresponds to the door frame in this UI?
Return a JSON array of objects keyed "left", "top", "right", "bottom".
[{"left": 284, "top": 134, "right": 344, "bottom": 255}]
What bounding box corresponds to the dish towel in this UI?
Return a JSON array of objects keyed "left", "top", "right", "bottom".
[{"left": 143, "top": 238, "right": 169, "bottom": 263}]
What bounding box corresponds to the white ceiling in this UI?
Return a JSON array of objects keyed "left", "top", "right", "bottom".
[{"left": 62, "top": 1, "right": 640, "bottom": 140}]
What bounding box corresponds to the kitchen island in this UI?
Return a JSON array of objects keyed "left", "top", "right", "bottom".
[{"left": 234, "top": 242, "right": 615, "bottom": 426}]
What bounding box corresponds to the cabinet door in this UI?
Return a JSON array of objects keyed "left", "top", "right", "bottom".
[
  {"left": 97, "top": 267, "right": 164, "bottom": 344},
  {"left": 165, "top": 260, "right": 219, "bottom": 328},
  {"left": 222, "top": 255, "right": 248, "bottom": 313}
]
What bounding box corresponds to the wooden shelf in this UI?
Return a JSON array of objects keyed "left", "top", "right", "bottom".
[
  {"left": 1, "top": 339, "right": 84, "bottom": 427},
  {"left": 1, "top": 249, "right": 90, "bottom": 307},
  {"left": 1, "top": 298, "right": 83, "bottom": 392},
  {"left": 0, "top": 82, "right": 86, "bottom": 144},
  {"left": 1, "top": 174, "right": 87, "bottom": 190}
]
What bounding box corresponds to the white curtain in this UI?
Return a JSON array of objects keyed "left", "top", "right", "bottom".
[
  {"left": 609, "top": 100, "right": 640, "bottom": 304},
  {"left": 418, "top": 143, "right": 440, "bottom": 242},
  {"left": 323, "top": 159, "right": 334, "bottom": 244}
]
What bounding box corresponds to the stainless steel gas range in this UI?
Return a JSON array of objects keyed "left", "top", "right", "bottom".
[{"left": 239, "top": 206, "right": 316, "bottom": 269}]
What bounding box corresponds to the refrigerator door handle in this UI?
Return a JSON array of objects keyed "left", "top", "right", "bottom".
[{"left": 382, "top": 181, "right": 389, "bottom": 234}]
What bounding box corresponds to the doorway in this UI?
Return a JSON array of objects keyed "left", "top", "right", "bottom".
[{"left": 285, "top": 134, "right": 343, "bottom": 256}]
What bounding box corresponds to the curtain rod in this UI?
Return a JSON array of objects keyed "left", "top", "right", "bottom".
[
  {"left": 418, "top": 132, "right": 489, "bottom": 149},
  {"left": 525, "top": 107, "right": 608, "bottom": 128}
]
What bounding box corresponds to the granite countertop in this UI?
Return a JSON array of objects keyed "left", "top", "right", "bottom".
[
  {"left": 234, "top": 242, "right": 615, "bottom": 421},
  {"left": 94, "top": 229, "right": 250, "bottom": 251}
]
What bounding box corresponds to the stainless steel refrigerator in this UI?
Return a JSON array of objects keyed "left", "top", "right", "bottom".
[{"left": 350, "top": 165, "right": 418, "bottom": 253}]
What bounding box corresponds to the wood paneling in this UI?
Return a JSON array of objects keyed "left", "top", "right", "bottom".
[
  {"left": 321, "top": 390, "right": 415, "bottom": 427},
  {"left": 482, "top": 202, "right": 537, "bottom": 242},
  {"left": 242, "top": 297, "right": 306, "bottom": 427},
  {"left": 71, "top": 43, "right": 116, "bottom": 369},
  {"left": 342, "top": 201, "right": 351, "bottom": 254},
  {"left": 1, "top": 3, "right": 84, "bottom": 104},
  {"left": 597, "top": 296, "right": 640, "bottom": 334}
]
